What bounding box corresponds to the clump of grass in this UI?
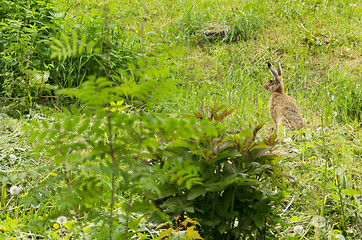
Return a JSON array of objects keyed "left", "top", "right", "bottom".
[
  {"left": 171, "top": 6, "right": 262, "bottom": 44},
  {"left": 224, "top": 10, "right": 262, "bottom": 42}
]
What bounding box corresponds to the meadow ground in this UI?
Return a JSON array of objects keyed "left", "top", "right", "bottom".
[{"left": 1, "top": 0, "right": 361, "bottom": 239}]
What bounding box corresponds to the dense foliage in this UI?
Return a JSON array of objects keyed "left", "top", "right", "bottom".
[
  {"left": 0, "top": 0, "right": 137, "bottom": 116},
  {"left": 9, "top": 45, "right": 287, "bottom": 238},
  {"left": 0, "top": 0, "right": 57, "bottom": 112}
]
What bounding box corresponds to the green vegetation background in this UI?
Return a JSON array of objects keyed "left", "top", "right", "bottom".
[{"left": 0, "top": 0, "right": 361, "bottom": 239}]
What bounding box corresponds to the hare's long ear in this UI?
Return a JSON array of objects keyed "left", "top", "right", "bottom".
[
  {"left": 277, "top": 61, "right": 282, "bottom": 76},
  {"left": 267, "top": 62, "right": 278, "bottom": 78}
]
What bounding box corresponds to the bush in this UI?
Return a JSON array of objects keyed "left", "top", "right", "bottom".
[
  {"left": 21, "top": 79, "right": 287, "bottom": 239},
  {"left": 152, "top": 107, "right": 286, "bottom": 239}
]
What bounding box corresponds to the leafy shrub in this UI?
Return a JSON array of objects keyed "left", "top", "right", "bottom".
[
  {"left": 22, "top": 97, "right": 286, "bottom": 239},
  {"left": 152, "top": 110, "right": 286, "bottom": 239},
  {"left": 9, "top": 45, "right": 287, "bottom": 239}
]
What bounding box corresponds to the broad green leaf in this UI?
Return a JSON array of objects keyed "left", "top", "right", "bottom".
[
  {"left": 253, "top": 213, "right": 265, "bottom": 230},
  {"left": 63, "top": 117, "right": 73, "bottom": 131},
  {"left": 168, "top": 139, "right": 191, "bottom": 149},
  {"left": 158, "top": 228, "right": 173, "bottom": 239},
  {"left": 341, "top": 188, "right": 360, "bottom": 196},
  {"left": 185, "top": 226, "right": 203, "bottom": 239},
  {"left": 181, "top": 219, "right": 201, "bottom": 227},
  {"left": 129, "top": 216, "right": 143, "bottom": 231},
  {"left": 238, "top": 128, "right": 253, "bottom": 139},
  {"left": 63, "top": 221, "right": 73, "bottom": 230}
]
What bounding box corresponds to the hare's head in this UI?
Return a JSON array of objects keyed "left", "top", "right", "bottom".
[{"left": 264, "top": 61, "right": 284, "bottom": 93}]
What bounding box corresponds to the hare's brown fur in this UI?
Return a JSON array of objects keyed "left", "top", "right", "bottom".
[{"left": 264, "top": 61, "right": 304, "bottom": 133}]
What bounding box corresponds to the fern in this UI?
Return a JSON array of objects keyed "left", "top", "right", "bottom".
[{"left": 50, "top": 30, "right": 94, "bottom": 61}]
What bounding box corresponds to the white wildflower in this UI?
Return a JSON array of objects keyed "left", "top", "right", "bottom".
[
  {"left": 10, "top": 185, "right": 21, "bottom": 195},
  {"left": 335, "top": 234, "right": 345, "bottom": 240},
  {"left": 289, "top": 148, "right": 301, "bottom": 154},
  {"left": 293, "top": 225, "right": 304, "bottom": 235},
  {"left": 57, "top": 216, "right": 68, "bottom": 225},
  {"left": 283, "top": 138, "right": 293, "bottom": 143},
  {"left": 34, "top": 113, "right": 46, "bottom": 119},
  {"left": 336, "top": 167, "right": 344, "bottom": 176},
  {"left": 318, "top": 158, "right": 326, "bottom": 165},
  {"left": 303, "top": 134, "right": 312, "bottom": 140},
  {"left": 9, "top": 154, "right": 17, "bottom": 160},
  {"left": 311, "top": 215, "right": 326, "bottom": 228}
]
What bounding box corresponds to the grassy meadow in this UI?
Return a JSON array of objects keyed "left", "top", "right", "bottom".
[{"left": 1, "top": 0, "right": 362, "bottom": 239}]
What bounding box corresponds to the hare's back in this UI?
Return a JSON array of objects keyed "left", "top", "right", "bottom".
[{"left": 282, "top": 104, "right": 304, "bottom": 129}]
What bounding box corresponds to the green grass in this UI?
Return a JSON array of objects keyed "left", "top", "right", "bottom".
[{"left": 1, "top": 0, "right": 362, "bottom": 239}]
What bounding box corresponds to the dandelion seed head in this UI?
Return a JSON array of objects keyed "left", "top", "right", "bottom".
[
  {"left": 290, "top": 148, "right": 301, "bottom": 154},
  {"left": 10, "top": 185, "right": 21, "bottom": 195},
  {"left": 311, "top": 215, "right": 326, "bottom": 228},
  {"left": 336, "top": 167, "right": 344, "bottom": 176},
  {"left": 335, "top": 234, "right": 345, "bottom": 240},
  {"left": 293, "top": 225, "right": 304, "bottom": 235},
  {"left": 56, "top": 216, "right": 68, "bottom": 225}
]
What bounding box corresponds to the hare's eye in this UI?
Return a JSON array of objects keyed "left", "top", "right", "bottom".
[{"left": 269, "top": 80, "right": 273, "bottom": 83}]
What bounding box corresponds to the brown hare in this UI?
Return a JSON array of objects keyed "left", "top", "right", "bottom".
[{"left": 264, "top": 61, "right": 304, "bottom": 133}]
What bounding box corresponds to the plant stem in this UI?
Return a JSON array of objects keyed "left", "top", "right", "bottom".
[
  {"left": 317, "top": 72, "right": 329, "bottom": 239},
  {"left": 108, "top": 111, "right": 116, "bottom": 240},
  {"left": 103, "top": 2, "right": 115, "bottom": 240},
  {"left": 104, "top": 2, "right": 110, "bottom": 82},
  {"left": 124, "top": 189, "right": 133, "bottom": 240}
]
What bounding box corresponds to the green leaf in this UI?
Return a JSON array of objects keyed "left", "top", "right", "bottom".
[
  {"left": 181, "top": 219, "right": 201, "bottom": 227},
  {"left": 77, "top": 119, "right": 90, "bottom": 134},
  {"left": 129, "top": 216, "right": 143, "bottom": 231},
  {"left": 63, "top": 117, "right": 73, "bottom": 131},
  {"left": 168, "top": 139, "right": 191, "bottom": 149},
  {"left": 253, "top": 213, "right": 265, "bottom": 230},
  {"left": 186, "top": 186, "right": 206, "bottom": 200},
  {"left": 341, "top": 188, "right": 360, "bottom": 196},
  {"left": 238, "top": 128, "right": 253, "bottom": 139},
  {"left": 186, "top": 226, "right": 203, "bottom": 239}
]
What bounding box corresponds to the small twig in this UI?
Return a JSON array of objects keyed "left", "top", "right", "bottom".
[
  {"left": 280, "top": 196, "right": 295, "bottom": 216},
  {"left": 176, "top": 78, "right": 210, "bottom": 86},
  {"left": 0, "top": 96, "right": 59, "bottom": 100}
]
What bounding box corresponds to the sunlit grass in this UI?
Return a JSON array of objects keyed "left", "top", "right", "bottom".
[{"left": 1, "top": 0, "right": 361, "bottom": 238}]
